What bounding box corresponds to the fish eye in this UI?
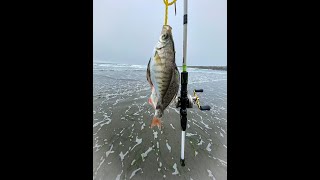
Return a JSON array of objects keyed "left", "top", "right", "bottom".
[{"left": 162, "top": 34, "right": 168, "bottom": 39}]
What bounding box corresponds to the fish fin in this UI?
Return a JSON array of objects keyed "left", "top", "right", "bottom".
[
  {"left": 150, "top": 117, "right": 162, "bottom": 130},
  {"left": 154, "top": 96, "right": 158, "bottom": 109},
  {"left": 148, "top": 97, "right": 156, "bottom": 109},
  {"left": 148, "top": 97, "right": 153, "bottom": 105},
  {"left": 149, "top": 86, "right": 157, "bottom": 109},
  {"left": 146, "top": 58, "right": 153, "bottom": 87}
]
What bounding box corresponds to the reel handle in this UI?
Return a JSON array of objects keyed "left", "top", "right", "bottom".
[
  {"left": 200, "top": 105, "right": 211, "bottom": 111},
  {"left": 194, "top": 89, "right": 203, "bottom": 92}
]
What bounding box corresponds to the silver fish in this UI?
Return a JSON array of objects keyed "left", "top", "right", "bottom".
[{"left": 146, "top": 25, "right": 180, "bottom": 129}]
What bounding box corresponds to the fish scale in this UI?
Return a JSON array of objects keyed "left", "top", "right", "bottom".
[{"left": 157, "top": 76, "right": 171, "bottom": 94}]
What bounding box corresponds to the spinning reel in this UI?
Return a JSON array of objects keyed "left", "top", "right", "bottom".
[{"left": 175, "top": 89, "right": 211, "bottom": 111}]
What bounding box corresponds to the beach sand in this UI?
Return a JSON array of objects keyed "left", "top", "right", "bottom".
[{"left": 93, "top": 63, "right": 227, "bottom": 180}]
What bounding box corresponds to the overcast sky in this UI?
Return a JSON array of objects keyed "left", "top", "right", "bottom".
[{"left": 93, "top": 0, "right": 226, "bottom": 66}]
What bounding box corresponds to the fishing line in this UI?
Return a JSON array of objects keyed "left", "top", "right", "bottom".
[{"left": 163, "top": 0, "right": 177, "bottom": 25}]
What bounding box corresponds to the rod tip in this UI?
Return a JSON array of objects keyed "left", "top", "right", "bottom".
[{"left": 180, "top": 159, "right": 185, "bottom": 166}]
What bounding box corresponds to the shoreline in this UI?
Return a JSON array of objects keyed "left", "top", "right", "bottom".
[{"left": 178, "top": 66, "right": 227, "bottom": 71}]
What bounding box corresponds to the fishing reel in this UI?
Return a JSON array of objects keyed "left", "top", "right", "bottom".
[{"left": 175, "top": 89, "right": 211, "bottom": 110}]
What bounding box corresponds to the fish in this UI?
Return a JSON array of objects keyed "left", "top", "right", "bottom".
[{"left": 146, "top": 25, "right": 180, "bottom": 129}]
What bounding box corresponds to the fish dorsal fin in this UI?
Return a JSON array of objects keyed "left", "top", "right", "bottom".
[{"left": 146, "top": 58, "right": 153, "bottom": 87}]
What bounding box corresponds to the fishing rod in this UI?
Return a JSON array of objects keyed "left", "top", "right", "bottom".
[
  {"left": 161, "top": 0, "right": 210, "bottom": 167},
  {"left": 175, "top": 0, "right": 211, "bottom": 167}
]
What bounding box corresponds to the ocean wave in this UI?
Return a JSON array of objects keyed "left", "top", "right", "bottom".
[
  {"left": 94, "top": 62, "right": 145, "bottom": 71},
  {"left": 94, "top": 62, "right": 226, "bottom": 75}
]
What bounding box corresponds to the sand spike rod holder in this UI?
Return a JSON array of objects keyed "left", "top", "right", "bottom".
[
  {"left": 179, "top": 0, "right": 188, "bottom": 167},
  {"left": 178, "top": 0, "right": 211, "bottom": 167}
]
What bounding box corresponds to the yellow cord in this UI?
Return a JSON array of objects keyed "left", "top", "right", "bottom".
[{"left": 163, "top": 0, "right": 177, "bottom": 25}]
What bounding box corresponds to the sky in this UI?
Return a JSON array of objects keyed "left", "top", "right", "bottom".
[{"left": 93, "top": 0, "right": 226, "bottom": 66}]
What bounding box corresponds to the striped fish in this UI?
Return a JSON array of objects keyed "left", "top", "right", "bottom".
[{"left": 146, "top": 25, "right": 180, "bottom": 129}]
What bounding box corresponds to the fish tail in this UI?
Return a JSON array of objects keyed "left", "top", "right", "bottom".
[{"left": 151, "top": 117, "right": 162, "bottom": 130}]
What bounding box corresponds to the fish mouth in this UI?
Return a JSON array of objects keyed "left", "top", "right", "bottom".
[{"left": 161, "top": 25, "right": 172, "bottom": 34}]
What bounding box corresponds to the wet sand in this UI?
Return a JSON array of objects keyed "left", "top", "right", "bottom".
[{"left": 93, "top": 63, "right": 227, "bottom": 180}]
